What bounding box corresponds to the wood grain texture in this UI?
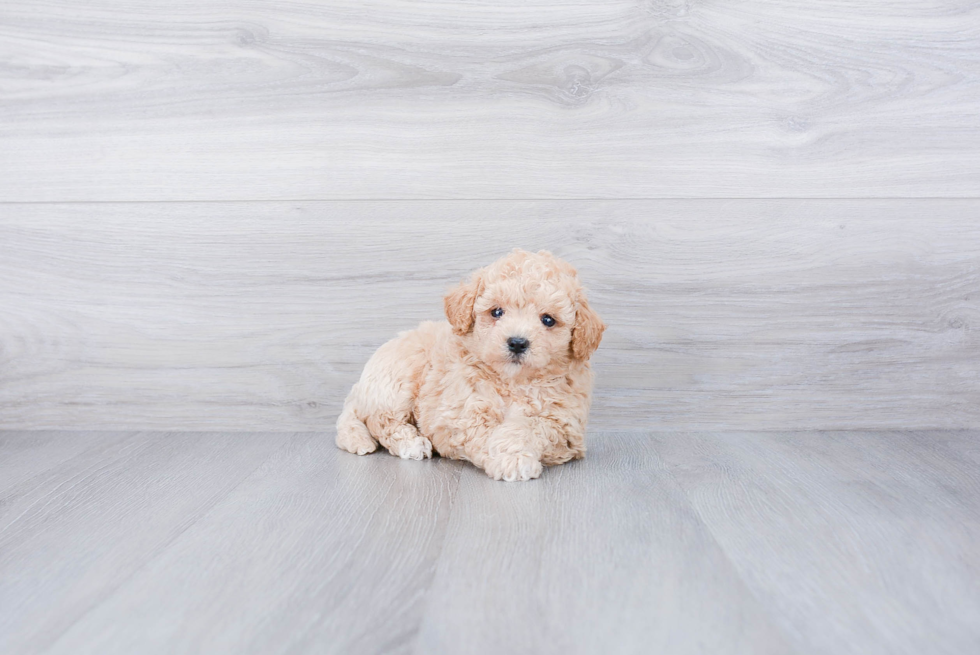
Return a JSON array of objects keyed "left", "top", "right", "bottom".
[
  {"left": 42, "top": 432, "right": 461, "bottom": 655},
  {"left": 0, "top": 431, "right": 139, "bottom": 529},
  {"left": 1, "top": 200, "right": 977, "bottom": 431},
  {"left": 415, "top": 432, "right": 796, "bottom": 655},
  {"left": 655, "top": 430, "right": 980, "bottom": 655},
  {"left": 3, "top": 430, "right": 978, "bottom": 655},
  {"left": 0, "top": 430, "right": 132, "bottom": 497},
  {"left": 0, "top": 431, "right": 292, "bottom": 655},
  {"left": 1, "top": 1, "right": 979, "bottom": 200}
]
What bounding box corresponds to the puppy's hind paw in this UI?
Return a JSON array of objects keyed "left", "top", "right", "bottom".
[
  {"left": 394, "top": 435, "right": 433, "bottom": 461},
  {"left": 336, "top": 423, "right": 378, "bottom": 456},
  {"left": 484, "top": 452, "right": 543, "bottom": 482}
]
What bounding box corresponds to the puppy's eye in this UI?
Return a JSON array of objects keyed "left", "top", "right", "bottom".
[
  {"left": 490, "top": 307, "right": 504, "bottom": 319},
  {"left": 541, "top": 314, "right": 556, "bottom": 328}
]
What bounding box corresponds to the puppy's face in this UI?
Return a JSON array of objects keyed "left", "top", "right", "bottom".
[
  {"left": 470, "top": 276, "right": 577, "bottom": 375},
  {"left": 444, "top": 249, "right": 605, "bottom": 378}
]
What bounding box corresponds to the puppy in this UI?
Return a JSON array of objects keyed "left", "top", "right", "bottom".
[{"left": 335, "top": 249, "right": 605, "bottom": 481}]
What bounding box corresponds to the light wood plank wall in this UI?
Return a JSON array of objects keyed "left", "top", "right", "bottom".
[
  {"left": 1, "top": 1, "right": 978, "bottom": 430},
  {"left": 1, "top": 201, "right": 977, "bottom": 430},
  {"left": 2, "top": 0, "right": 979, "bottom": 199}
]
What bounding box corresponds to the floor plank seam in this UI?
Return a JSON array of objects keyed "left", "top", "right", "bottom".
[
  {"left": 650, "top": 440, "right": 809, "bottom": 655},
  {"left": 36, "top": 432, "right": 298, "bottom": 653},
  {"left": 0, "top": 432, "right": 147, "bottom": 537},
  {"left": 405, "top": 461, "right": 465, "bottom": 655}
]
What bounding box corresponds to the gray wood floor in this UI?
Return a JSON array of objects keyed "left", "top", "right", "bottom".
[{"left": 1, "top": 430, "right": 978, "bottom": 655}]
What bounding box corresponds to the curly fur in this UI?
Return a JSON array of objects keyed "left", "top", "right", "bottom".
[{"left": 336, "top": 249, "right": 605, "bottom": 482}]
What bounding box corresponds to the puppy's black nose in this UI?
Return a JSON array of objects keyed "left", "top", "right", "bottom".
[{"left": 507, "top": 337, "right": 530, "bottom": 355}]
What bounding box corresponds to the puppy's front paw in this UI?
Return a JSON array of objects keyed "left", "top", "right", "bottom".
[
  {"left": 484, "top": 452, "right": 543, "bottom": 482},
  {"left": 393, "top": 435, "right": 433, "bottom": 461}
]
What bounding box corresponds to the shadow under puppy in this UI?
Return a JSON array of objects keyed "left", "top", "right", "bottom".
[{"left": 336, "top": 249, "right": 605, "bottom": 481}]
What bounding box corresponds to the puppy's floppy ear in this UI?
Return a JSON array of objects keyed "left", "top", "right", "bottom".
[
  {"left": 444, "top": 270, "right": 484, "bottom": 336},
  {"left": 571, "top": 292, "right": 605, "bottom": 360}
]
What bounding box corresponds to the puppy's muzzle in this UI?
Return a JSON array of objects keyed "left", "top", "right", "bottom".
[{"left": 507, "top": 337, "right": 530, "bottom": 358}]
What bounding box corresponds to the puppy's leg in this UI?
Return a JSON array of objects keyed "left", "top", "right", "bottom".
[
  {"left": 336, "top": 386, "right": 429, "bottom": 460},
  {"left": 481, "top": 416, "right": 544, "bottom": 482},
  {"left": 367, "top": 415, "right": 431, "bottom": 461},
  {"left": 479, "top": 410, "right": 582, "bottom": 482},
  {"left": 351, "top": 333, "right": 432, "bottom": 461},
  {"left": 442, "top": 401, "right": 548, "bottom": 481},
  {"left": 335, "top": 392, "right": 378, "bottom": 456}
]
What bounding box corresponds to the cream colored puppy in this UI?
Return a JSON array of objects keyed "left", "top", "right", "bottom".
[{"left": 335, "top": 249, "right": 605, "bottom": 481}]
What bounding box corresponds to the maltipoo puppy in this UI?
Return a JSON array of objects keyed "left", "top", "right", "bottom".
[{"left": 335, "top": 249, "right": 605, "bottom": 481}]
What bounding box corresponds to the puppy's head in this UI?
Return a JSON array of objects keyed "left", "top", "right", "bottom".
[{"left": 444, "top": 249, "right": 605, "bottom": 377}]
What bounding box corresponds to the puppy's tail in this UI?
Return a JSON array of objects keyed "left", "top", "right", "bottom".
[{"left": 335, "top": 404, "right": 378, "bottom": 456}]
